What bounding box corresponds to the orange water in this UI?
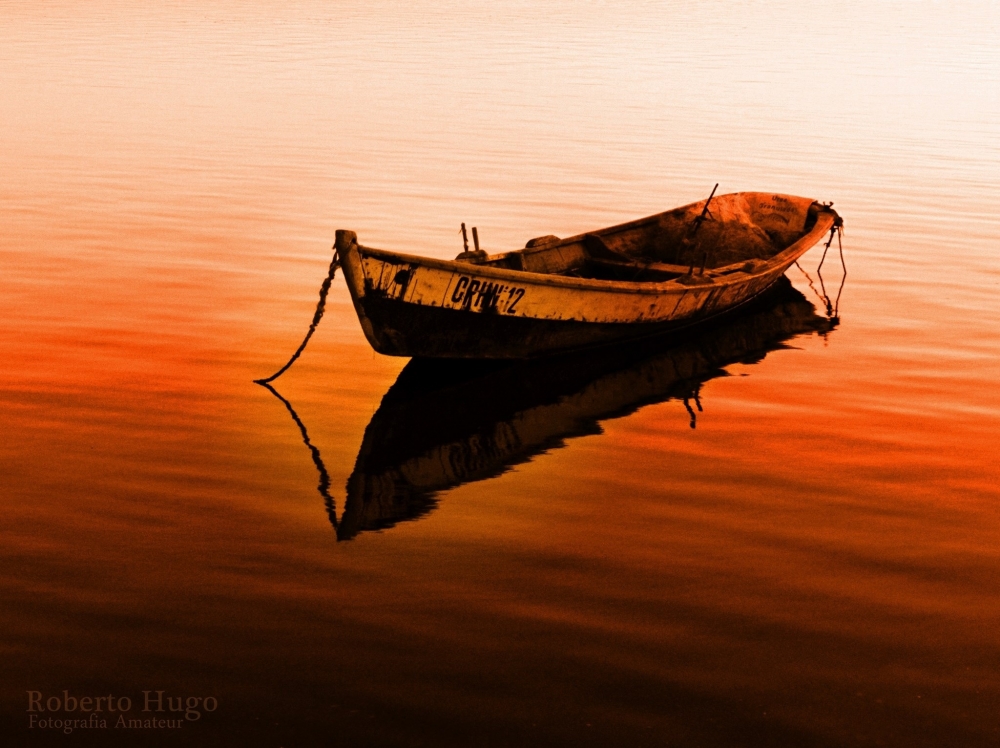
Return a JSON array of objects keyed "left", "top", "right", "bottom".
[{"left": 3, "top": 2, "right": 1000, "bottom": 746}]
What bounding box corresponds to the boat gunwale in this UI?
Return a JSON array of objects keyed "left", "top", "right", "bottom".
[{"left": 351, "top": 198, "right": 836, "bottom": 296}]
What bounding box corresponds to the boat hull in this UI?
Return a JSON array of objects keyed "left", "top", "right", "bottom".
[
  {"left": 337, "top": 278, "right": 834, "bottom": 539},
  {"left": 335, "top": 194, "right": 837, "bottom": 359},
  {"left": 357, "top": 283, "right": 776, "bottom": 358}
]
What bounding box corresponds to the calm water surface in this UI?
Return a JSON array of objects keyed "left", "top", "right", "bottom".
[{"left": 3, "top": 2, "right": 1000, "bottom": 746}]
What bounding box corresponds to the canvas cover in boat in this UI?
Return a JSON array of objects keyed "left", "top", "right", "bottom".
[{"left": 643, "top": 193, "right": 815, "bottom": 268}]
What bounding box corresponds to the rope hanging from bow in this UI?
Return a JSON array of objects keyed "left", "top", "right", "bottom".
[{"left": 254, "top": 248, "right": 341, "bottom": 384}]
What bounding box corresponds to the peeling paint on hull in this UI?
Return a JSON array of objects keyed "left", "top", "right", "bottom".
[{"left": 359, "top": 285, "right": 780, "bottom": 359}]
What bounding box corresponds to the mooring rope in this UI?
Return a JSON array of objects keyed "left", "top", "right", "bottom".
[
  {"left": 832, "top": 225, "right": 847, "bottom": 319},
  {"left": 816, "top": 227, "right": 835, "bottom": 316},
  {"left": 816, "top": 221, "right": 847, "bottom": 320},
  {"left": 794, "top": 260, "right": 825, "bottom": 310},
  {"left": 682, "top": 382, "right": 704, "bottom": 429},
  {"left": 257, "top": 381, "right": 338, "bottom": 531},
  {"left": 254, "top": 248, "right": 341, "bottom": 384},
  {"left": 795, "top": 218, "right": 846, "bottom": 321}
]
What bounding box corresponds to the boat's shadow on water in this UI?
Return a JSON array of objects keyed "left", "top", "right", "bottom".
[{"left": 261, "top": 278, "right": 836, "bottom": 541}]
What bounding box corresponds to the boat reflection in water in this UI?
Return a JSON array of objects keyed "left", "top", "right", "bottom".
[{"left": 268, "top": 278, "right": 836, "bottom": 541}]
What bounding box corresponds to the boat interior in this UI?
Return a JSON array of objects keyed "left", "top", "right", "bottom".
[{"left": 469, "top": 193, "right": 822, "bottom": 282}]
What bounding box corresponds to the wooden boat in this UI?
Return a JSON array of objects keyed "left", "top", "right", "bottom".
[
  {"left": 335, "top": 192, "right": 841, "bottom": 359},
  {"left": 335, "top": 278, "right": 835, "bottom": 539}
]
